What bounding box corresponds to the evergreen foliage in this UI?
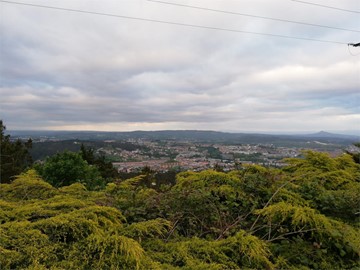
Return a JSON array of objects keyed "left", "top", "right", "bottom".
[
  {"left": 80, "top": 143, "right": 120, "bottom": 180},
  {"left": 0, "top": 120, "right": 33, "bottom": 183},
  {"left": 35, "top": 151, "right": 104, "bottom": 190},
  {"left": 0, "top": 151, "right": 359, "bottom": 269}
]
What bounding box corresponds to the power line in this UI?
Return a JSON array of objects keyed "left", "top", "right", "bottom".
[
  {"left": 147, "top": 0, "right": 360, "bottom": 33},
  {"left": 290, "top": 0, "right": 360, "bottom": 14},
  {"left": 0, "top": 0, "right": 348, "bottom": 45}
]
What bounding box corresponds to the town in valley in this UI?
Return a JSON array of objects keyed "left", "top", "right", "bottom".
[{"left": 11, "top": 130, "right": 359, "bottom": 174}]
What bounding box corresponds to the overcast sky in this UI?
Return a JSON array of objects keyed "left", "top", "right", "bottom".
[{"left": 0, "top": 0, "right": 359, "bottom": 133}]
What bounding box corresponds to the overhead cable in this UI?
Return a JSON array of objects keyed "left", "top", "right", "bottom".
[
  {"left": 147, "top": 0, "right": 360, "bottom": 33},
  {"left": 290, "top": 0, "right": 360, "bottom": 14},
  {"left": 0, "top": 0, "right": 347, "bottom": 45}
]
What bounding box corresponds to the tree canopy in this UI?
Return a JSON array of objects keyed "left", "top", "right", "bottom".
[
  {"left": 0, "top": 120, "right": 33, "bottom": 184},
  {"left": 1, "top": 150, "right": 359, "bottom": 269},
  {"left": 35, "top": 151, "right": 103, "bottom": 190}
]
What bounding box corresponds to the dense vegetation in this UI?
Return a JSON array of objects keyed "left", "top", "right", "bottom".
[
  {"left": 1, "top": 121, "right": 359, "bottom": 269},
  {"left": 1, "top": 147, "right": 359, "bottom": 269},
  {"left": 0, "top": 121, "right": 33, "bottom": 184},
  {"left": 29, "top": 140, "right": 149, "bottom": 161}
]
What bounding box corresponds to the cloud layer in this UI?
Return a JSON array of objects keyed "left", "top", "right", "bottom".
[{"left": 1, "top": 0, "right": 359, "bottom": 132}]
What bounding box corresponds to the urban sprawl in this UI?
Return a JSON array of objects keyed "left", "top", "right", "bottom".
[{"left": 93, "top": 139, "right": 346, "bottom": 173}]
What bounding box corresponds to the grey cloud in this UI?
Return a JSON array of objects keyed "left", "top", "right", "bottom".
[{"left": 1, "top": 0, "right": 359, "bottom": 132}]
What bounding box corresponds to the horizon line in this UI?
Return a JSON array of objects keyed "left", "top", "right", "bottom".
[{"left": 6, "top": 128, "right": 360, "bottom": 136}]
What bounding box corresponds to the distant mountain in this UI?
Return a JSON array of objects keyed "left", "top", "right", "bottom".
[
  {"left": 301, "top": 131, "right": 359, "bottom": 140},
  {"left": 8, "top": 129, "right": 359, "bottom": 146}
]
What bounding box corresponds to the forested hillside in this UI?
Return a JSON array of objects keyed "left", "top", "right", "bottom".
[{"left": 1, "top": 150, "right": 359, "bottom": 269}]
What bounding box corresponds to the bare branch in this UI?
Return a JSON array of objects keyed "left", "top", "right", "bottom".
[
  {"left": 268, "top": 228, "right": 317, "bottom": 242},
  {"left": 250, "top": 181, "right": 289, "bottom": 231}
]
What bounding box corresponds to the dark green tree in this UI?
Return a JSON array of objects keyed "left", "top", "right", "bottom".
[
  {"left": 80, "top": 144, "right": 96, "bottom": 164},
  {"left": 0, "top": 120, "right": 33, "bottom": 183},
  {"left": 346, "top": 142, "right": 360, "bottom": 164},
  {"left": 35, "top": 151, "right": 103, "bottom": 189},
  {"left": 80, "top": 144, "right": 119, "bottom": 180}
]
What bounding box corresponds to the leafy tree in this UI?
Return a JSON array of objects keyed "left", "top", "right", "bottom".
[
  {"left": 80, "top": 143, "right": 119, "bottom": 180},
  {"left": 0, "top": 120, "right": 33, "bottom": 183},
  {"left": 0, "top": 170, "right": 164, "bottom": 269},
  {"left": 346, "top": 142, "right": 360, "bottom": 164},
  {"left": 35, "top": 151, "right": 103, "bottom": 190},
  {"left": 283, "top": 151, "right": 360, "bottom": 223},
  {"left": 250, "top": 151, "right": 360, "bottom": 269},
  {"left": 255, "top": 201, "right": 360, "bottom": 269},
  {"left": 105, "top": 175, "right": 162, "bottom": 223},
  {"left": 1, "top": 150, "right": 359, "bottom": 269}
]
